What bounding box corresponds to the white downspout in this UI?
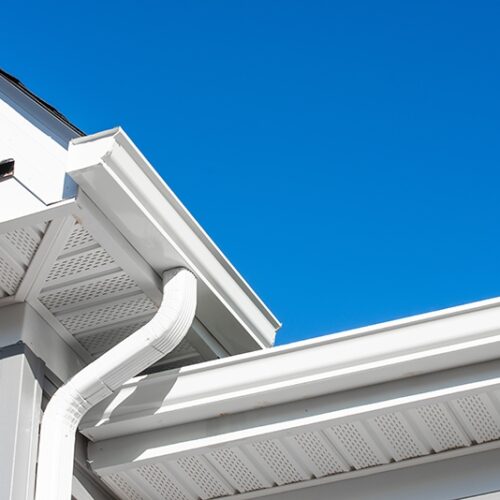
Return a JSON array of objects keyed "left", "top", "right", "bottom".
[{"left": 35, "top": 267, "right": 197, "bottom": 500}]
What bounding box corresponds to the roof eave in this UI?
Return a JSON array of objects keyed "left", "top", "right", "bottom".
[
  {"left": 68, "top": 128, "right": 280, "bottom": 354},
  {"left": 81, "top": 295, "right": 500, "bottom": 440}
]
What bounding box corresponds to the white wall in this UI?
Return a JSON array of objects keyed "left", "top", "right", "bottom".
[
  {"left": 0, "top": 346, "right": 43, "bottom": 500},
  {"left": 0, "top": 76, "right": 79, "bottom": 204}
]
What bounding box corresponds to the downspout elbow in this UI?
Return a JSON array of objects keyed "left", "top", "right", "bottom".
[{"left": 35, "top": 267, "right": 197, "bottom": 500}]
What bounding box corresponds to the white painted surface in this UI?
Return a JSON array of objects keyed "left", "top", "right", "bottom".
[
  {"left": 0, "top": 303, "right": 85, "bottom": 381},
  {"left": 68, "top": 128, "right": 280, "bottom": 352},
  {"left": 0, "top": 200, "right": 228, "bottom": 372},
  {"left": 0, "top": 348, "right": 43, "bottom": 500},
  {"left": 0, "top": 198, "right": 75, "bottom": 235},
  {"left": 465, "top": 493, "right": 500, "bottom": 499},
  {"left": 87, "top": 359, "right": 500, "bottom": 499},
  {"left": 0, "top": 75, "right": 78, "bottom": 204},
  {"left": 81, "top": 297, "right": 500, "bottom": 499},
  {"left": 252, "top": 447, "right": 500, "bottom": 500},
  {"left": 0, "top": 212, "right": 47, "bottom": 298},
  {"left": 0, "top": 179, "right": 46, "bottom": 224},
  {"left": 88, "top": 359, "right": 500, "bottom": 462},
  {"left": 35, "top": 268, "right": 197, "bottom": 500},
  {"left": 82, "top": 296, "right": 500, "bottom": 439}
]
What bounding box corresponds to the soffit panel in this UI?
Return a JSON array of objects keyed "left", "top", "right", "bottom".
[{"left": 1, "top": 212, "right": 217, "bottom": 371}]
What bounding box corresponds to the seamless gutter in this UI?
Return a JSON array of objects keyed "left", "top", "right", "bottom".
[
  {"left": 108, "top": 129, "right": 278, "bottom": 328},
  {"left": 68, "top": 128, "right": 280, "bottom": 352},
  {"left": 81, "top": 296, "right": 500, "bottom": 441}
]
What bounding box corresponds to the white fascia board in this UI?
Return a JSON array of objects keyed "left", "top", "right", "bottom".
[
  {"left": 68, "top": 128, "right": 280, "bottom": 353},
  {"left": 81, "top": 296, "right": 500, "bottom": 440},
  {"left": 0, "top": 75, "right": 79, "bottom": 204}
]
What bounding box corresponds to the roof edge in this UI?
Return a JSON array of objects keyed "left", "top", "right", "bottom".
[
  {"left": 81, "top": 295, "right": 500, "bottom": 440},
  {"left": 0, "top": 68, "right": 84, "bottom": 137},
  {"left": 68, "top": 128, "right": 280, "bottom": 352}
]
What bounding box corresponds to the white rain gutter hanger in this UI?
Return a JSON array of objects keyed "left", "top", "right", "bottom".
[
  {"left": 35, "top": 267, "right": 197, "bottom": 500},
  {"left": 81, "top": 296, "right": 500, "bottom": 441},
  {"left": 67, "top": 128, "right": 280, "bottom": 354}
]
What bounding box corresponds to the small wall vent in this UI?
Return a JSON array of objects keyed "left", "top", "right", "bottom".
[{"left": 0, "top": 158, "right": 15, "bottom": 181}]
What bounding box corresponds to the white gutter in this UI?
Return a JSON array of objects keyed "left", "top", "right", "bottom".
[
  {"left": 88, "top": 361, "right": 500, "bottom": 475},
  {"left": 67, "top": 128, "right": 280, "bottom": 353},
  {"left": 34, "top": 267, "right": 197, "bottom": 500},
  {"left": 82, "top": 296, "right": 500, "bottom": 440}
]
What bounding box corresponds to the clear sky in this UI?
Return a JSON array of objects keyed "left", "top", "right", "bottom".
[{"left": 3, "top": 2, "right": 500, "bottom": 344}]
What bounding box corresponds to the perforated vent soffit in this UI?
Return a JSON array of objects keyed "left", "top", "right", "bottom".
[
  {"left": 94, "top": 376, "right": 500, "bottom": 500},
  {"left": 0, "top": 212, "right": 221, "bottom": 370}
]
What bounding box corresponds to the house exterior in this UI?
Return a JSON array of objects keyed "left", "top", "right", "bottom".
[{"left": 1, "top": 69, "right": 500, "bottom": 499}]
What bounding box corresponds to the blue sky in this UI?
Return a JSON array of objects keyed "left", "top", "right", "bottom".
[{"left": 3, "top": 1, "right": 500, "bottom": 344}]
